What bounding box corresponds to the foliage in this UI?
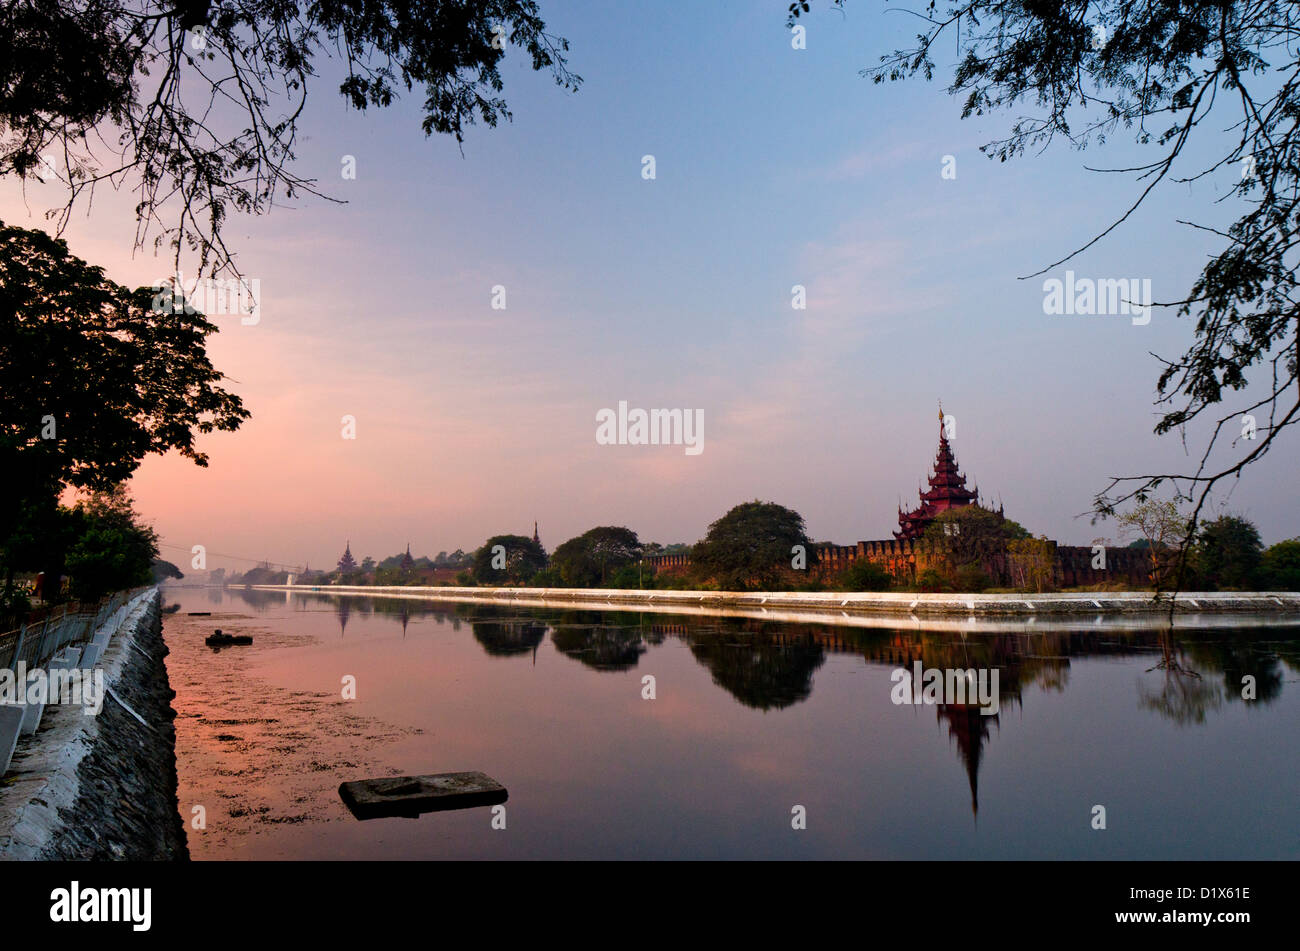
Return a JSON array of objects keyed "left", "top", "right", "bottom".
[
  {"left": 922, "top": 506, "right": 1028, "bottom": 578},
  {"left": 1117, "top": 498, "right": 1192, "bottom": 588},
  {"left": 471, "top": 534, "right": 548, "bottom": 584},
  {"left": 689, "top": 501, "right": 815, "bottom": 591},
  {"left": 837, "top": 559, "right": 893, "bottom": 592},
  {"left": 432, "top": 549, "right": 473, "bottom": 568},
  {"left": 952, "top": 563, "right": 993, "bottom": 593},
  {"left": 63, "top": 487, "right": 158, "bottom": 602},
  {"left": 0, "top": 221, "right": 247, "bottom": 607},
  {"left": 916, "top": 567, "right": 950, "bottom": 592},
  {"left": 550, "top": 526, "right": 641, "bottom": 586},
  {"left": 529, "top": 567, "right": 563, "bottom": 587},
  {"left": 1008, "top": 536, "right": 1055, "bottom": 593},
  {"left": 792, "top": 1, "right": 1300, "bottom": 575},
  {"left": 0, "top": 0, "right": 581, "bottom": 278},
  {"left": 1194, "top": 514, "right": 1263, "bottom": 589},
  {"left": 151, "top": 558, "right": 184, "bottom": 582},
  {"left": 606, "top": 563, "right": 648, "bottom": 589},
  {"left": 0, "top": 222, "right": 248, "bottom": 496},
  {"left": 1261, "top": 539, "right": 1300, "bottom": 590}
]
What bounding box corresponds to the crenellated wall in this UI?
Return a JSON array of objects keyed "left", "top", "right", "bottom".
[{"left": 645, "top": 538, "right": 1152, "bottom": 589}]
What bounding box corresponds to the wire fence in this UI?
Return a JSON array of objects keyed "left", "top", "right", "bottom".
[{"left": 0, "top": 587, "right": 151, "bottom": 673}]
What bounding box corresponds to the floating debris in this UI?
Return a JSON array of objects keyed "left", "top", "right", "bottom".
[
  {"left": 339, "top": 772, "right": 507, "bottom": 820},
  {"left": 206, "top": 629, "right": 253, "bottom": 648},
  {"left": 187, "top": 611, "right": 212, "bottom": 616}
]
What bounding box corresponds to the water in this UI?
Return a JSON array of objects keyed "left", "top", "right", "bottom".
[{"left": 161, "top": 587, "right": 1300, "bottom": 859}]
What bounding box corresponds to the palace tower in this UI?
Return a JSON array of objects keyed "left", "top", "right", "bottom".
[{"left": 895, "top": 404, "right": 984, "bottom": 540}]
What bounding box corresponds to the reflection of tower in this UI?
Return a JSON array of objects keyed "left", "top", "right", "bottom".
[
  {"left": 337, "top": 598, "right": 351, "bottom": 637},
  {"left": 398, "top": 603, "right": 410, "bottom": 636},
  {"left": 937, "top": 703, "right": 999, "bottom": 819}
]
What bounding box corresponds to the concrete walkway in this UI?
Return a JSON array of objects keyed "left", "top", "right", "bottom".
[
  {"left": 250, "top": 584, "right": 1300, "bottom": 621},
  {"left": 0, "top": 588, "right": 163, "bottom": 859}
]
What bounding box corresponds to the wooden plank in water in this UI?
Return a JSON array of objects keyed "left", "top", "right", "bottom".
[{"left": 339, "top": 771, "right": 508, "bottom": 820}]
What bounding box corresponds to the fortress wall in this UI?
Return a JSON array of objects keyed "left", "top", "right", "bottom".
[{"left": 646, "top": 538, "right": 1154, "bottom": 589}]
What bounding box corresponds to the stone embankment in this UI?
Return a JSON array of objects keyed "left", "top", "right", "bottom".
[{"left": 0, "top": 587, "right": 188, "bottom": 860}]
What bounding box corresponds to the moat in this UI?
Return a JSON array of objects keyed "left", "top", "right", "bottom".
[{"left": 163, "top": 586, "right": 1300, "bottom": 860}]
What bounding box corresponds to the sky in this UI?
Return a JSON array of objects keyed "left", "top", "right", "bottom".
[{"left": 4, "top": 1, "right": 1297, "bottom": 574}]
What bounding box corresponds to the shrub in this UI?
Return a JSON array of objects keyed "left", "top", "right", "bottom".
[
  {"left": 952, "top": 563, "right": 992, "bottom": 592},
  {"left": 837, "top": 560, "right": 893, "bottom": 591}
]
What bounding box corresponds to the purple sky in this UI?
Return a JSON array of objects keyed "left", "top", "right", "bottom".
[{"left": 5, "top": 2, "right": 1296, "bottom": 573}]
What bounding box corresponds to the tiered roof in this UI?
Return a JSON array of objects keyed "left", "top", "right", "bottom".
[{"left": 895, "top": 406, "right": 980, "bottom": 540}]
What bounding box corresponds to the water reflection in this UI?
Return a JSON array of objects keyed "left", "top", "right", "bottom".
[
  {"left": 684, "top": 628, "right": 825, "bottom": 711},
  {"left": 471, "top": 612, "right": 547, "bottom": 658},
  {"left": 193, "top": 586, "right": 1300, "bottom": 824}
]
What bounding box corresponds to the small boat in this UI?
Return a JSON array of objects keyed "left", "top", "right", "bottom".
[
  {"left": 205, "top": 629, "right": 253, "bottom": 647},
  {"left": 187, "top": 611, "right": 211, "bottom": 616},
  {"left": 339, "top": 771, "right": 508, "bottom": 820}
]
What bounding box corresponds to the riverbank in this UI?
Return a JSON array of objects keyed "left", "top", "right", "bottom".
[
  {"left": 0, "top": 587, "right": 188, "bottom": 860},
  {"left": 251, "top": 584, "right": 1300, "bottom": 619}
]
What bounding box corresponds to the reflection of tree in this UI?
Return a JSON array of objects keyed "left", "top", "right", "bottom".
[
  {"left": 472, "top": 619, "right": 548, "bottom": 658},
  {"left": 551, "top": 625, "right": 647, "bottom": 670},
  {"left": 1184, "top": 638, "right": 1285, "bottom": 705},
  {"left": 1137, "top": 668, "right": 1223, "bottom": 725},
  {"left": 686, "top": 633, "right": 824, "bottom": 711},
  {"left": 1136, "top": 628, "right": 1222, "bottom": 725},
  {"left": 225, "top": 586, "right": 283, "bottom": 611}
]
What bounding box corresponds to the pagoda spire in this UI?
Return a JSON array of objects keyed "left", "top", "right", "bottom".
[{"left": 895, "top": 404, "right": 981, "bottom": 540}]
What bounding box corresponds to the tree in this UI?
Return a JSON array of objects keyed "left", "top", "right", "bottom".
[
  {"left": 1194, "top": 514, "right": 1263, "bottom": 589},
  {"left": 921, "top": 506, "right": 1029, "bottom": 585},
  {"left": 1, "top": 1, "right": 581, "bottom": 279},
  {"left": 792, "top": 1, "right": 1300, "bottom": 575},
  {"left": 1008, "top": 536, "right": 1055, "bottom": 593},
  {"left": 690, "top": 501, "right": 814, "bottom": 591},
  {"left": 151, "top": 558, "right": 184, "bottom": 583},
  {"left": 0, "top": 221, "right": 248, "bottom": 605},
  {"left": 1117, "top": 499, "right": 1192, "bottom": 588},
  {"left": 471, "top": 534, "right": 547, "bottom": 585},
  {"left": 550, "top": 526, "right": 642, "bottom": 586},
  {"left": 63, "top": 487, "right": 159, "bottom": 602},
  {"left": 837, "top": 559, "right": 893, "bottom": 592},
  {"left": 1261, "top": 538, "right": 1300, "bottom": 590}
]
